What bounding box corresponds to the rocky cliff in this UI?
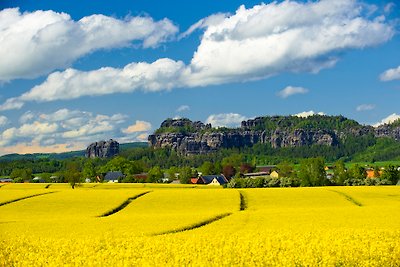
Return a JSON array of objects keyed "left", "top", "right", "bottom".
[
  {"left": 85, "top": 139, "right": 119, "bottom": 158},
  {"left": 148, "top": 116, "right": 400, "bottom": 155}
]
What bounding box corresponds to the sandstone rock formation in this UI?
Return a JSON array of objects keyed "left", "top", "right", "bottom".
[
  {"left": 85, "top": 139, "right": 119, "bottom": 158},
  {"left": 148, "top": 117, "right": 400, "bottom": 155}
]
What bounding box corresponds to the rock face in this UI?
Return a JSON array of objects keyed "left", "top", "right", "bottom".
[
  {"left": 148, "top": 117, "right": 400, "bottom": 155},
  {"left": 375, "top": 124, "right": 400, "bottom": 141},
  {"left": 85, "top": 139, "right": 119, "bottom": 158}
]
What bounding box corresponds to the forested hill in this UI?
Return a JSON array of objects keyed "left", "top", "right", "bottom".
[
  {"left": 149, "top": 115, "right": 400, "bottom": 157},
  {"left": 0, "top": 142, "right": 148, "bottom": 161}
]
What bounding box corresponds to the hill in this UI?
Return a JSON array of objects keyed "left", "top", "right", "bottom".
[
  {"left": 0, "top": 142, "right": 148, "bottom": 161},
  {"left": 149, "top": 115, "right": 400, "bottom": 161}
]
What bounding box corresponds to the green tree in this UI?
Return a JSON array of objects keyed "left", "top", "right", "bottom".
[
  {"left": 333, "top": 160, "right": 348, "bottom": 185},
  {"left": 381, "top": 165, "right": 399, "bottom": 185},
  {"left": 298, "top": 158, "right": 327, "bottom": 186},
  {"left": 65, "top": 162, "right": 81, "bottom": 189},
  {"left": 179, "top": 166, "right": 194, "bottom": 184},
  {"left": 82, "top": 160, "right": 96, "bottom": 181},
  {"left": 348, "top": 164, "right": 366, "bottom": 181},
  {"left": 199, "top": 161, "right": 215, "bottom": 175},
  {"left": 147, "top": 166, "right": 163, "bottom": 183},
  {"left": 276, "top": 161, "right": 294, "bottom": 178}
]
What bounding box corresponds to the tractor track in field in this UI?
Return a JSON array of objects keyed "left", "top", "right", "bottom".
[
  {"left": 0, "top": 192, "right": 56, "bottom": 207},
  {"left": 328, "top": 189, "right": 363, "bottom": 207},
  {"left": 97, "top": 191, "right": 152, "bottom": 217},
  {"left": 152, "top": 212, "right": 233, "bottom": 236}
]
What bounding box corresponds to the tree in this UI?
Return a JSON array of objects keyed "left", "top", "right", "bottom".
[
  {"left": 147, "top": 166, "right": 163, "bottom": 183},
  {"left": 381, "top": 165, "right": 399, "bottom": 185},
  {"left": 179, "top": 166, "right": 194, "bottom": 184},
  {"left": 240, "top": 163, "right": 254, "bottom": 174},
  {"left": 298, "top": 158, "right": 327, "bottom": 186},
  {"left": 65, "top": 162, "right": 81, "bottom": 189},
  {"left": 373, "top": 166, "right": 381, "bottom": 178},
  {"left": 199, "top": 161, "right": 215, "bottom": 175},
  {"left": 276, "top": 161, "right": 294, "bottom": 178},
  {"left": 82, "top": 160, "right": 96, "bottom": 181},
  {"left": 333, "top": 160, "right": 348, "bottom": 185},
  {"left": 348, "top": 164, "right": 366, "bottom": 181},
  {"left": 223, "top": 164, "right": 236, "bottom": 179}
]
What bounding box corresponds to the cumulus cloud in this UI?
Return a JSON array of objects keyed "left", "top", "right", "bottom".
[
  {"left": 176, "top": 105, "right": 190, "bottom": 112},
  {"left": 184, "top": 0, "right": 394, "bottom": 87},
  {"left": 373, "top": 113, "right": 400, "bottom": 127},
  {"left": 277, "top": 86, "right": 309, "bottom": 98},
  {"left": 380, "top": 66, "right": 400, "bottom": 81},
  {"left": 0, "top": 108, "right": 131, "bottom": 151},
  {"left": 205, "top": 113, "right": 247, "bottom": 128},
  {"left": 0, "top": 59, "right": 186, "bottom": 110},
  {"left": 356, "top": 104, "right": 376, "bottom": 111},
  {"left": 0, "top": 116, "right": 8, "bottom": 127},
  {"left": 122, "top": 120, "right": 152, "bottom": 134},
  {"left": 384, "top": 3, "right": 395, "bottom": 13},
  {"left": 294, "top": 111, "right": 326, "bottom": 118},
  {"left": 0, "top": 8, "right": 178, "bottom": 81},
  {"left": 0, "top": 0, "right": 395, "bottom": 109}
]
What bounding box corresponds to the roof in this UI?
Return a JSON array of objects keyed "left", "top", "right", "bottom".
[
  {"left": 243, "top": 172, "right": 269, "bottom": 177},
  {"left": 200, "top": 175, "right": 228, "bottom": 185},
  {"left": 190, "top": 178, "right": 199, "bottom": 184},
  {"left": 104, "top": 171, "right": 124, "bottom": 181}
]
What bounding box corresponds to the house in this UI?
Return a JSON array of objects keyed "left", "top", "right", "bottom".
[
  {"left": 0, "top": 178, "right": 13, "bottom": 183},
  {"left": 270, "top": 171, "right": 279, "bottom": 178},
  {"left": 256, "top": 165, "right": 276, "bottom": 174},
  {"left": 50, "top": 176, "right": 59, "bottom": 183},
  {"left": 104, "top": 171, "right": 124, "bottom": 183},
  {"left": 366, "top": 169, "right": 382, "bottom": 179},
  {"left": 133, "top": 173, "right": 148, "bottom": 181},
  {"left": 197, "top": 175, "right": 228, "bottom": 185},
  {"left": 243, "top": 172, "right": 270, "bottom": 178},
  {"left": 32, "top": 177, "right": 45, "bottom": 183}
]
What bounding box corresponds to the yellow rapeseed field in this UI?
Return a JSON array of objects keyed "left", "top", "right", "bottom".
[{"left": 0, "top": 184, "right": 399, "bottom": 266}]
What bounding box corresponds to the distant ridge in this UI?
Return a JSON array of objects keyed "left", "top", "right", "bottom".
[{"left": 0, "top": 142, "right": 148, "bottom": 161}]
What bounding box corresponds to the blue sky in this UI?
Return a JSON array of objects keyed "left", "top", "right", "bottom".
[{"left": 0, "top": 0, "right": 399, "bottom": 155}]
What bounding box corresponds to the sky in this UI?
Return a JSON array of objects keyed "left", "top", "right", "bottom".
[{"left": 0, "top": 0, "right": 399, "bottom": 155}]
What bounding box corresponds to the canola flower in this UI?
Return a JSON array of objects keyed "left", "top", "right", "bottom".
[{"left": 0, "top": 184, "right": 399, "bottom": 266}]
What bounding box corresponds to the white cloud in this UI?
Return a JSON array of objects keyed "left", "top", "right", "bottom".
[
  {"left": 0, "top": 8, "right": 178, "bottom": 81},
  {"left": 294, "top": 111, "right": 326, "bottom": 118},
  {"left": 122, "top": 120, "right": 152, "bottom": 134},
  {"left": 384, "top": 3, "right": 395, "bottom": 13},
  {"left": 380, "top": 66, "right": 400, "bottom": 81},
  {"left": 179, "top": 13, "right": 227, "bottom": 39},
  {"left": 0, "top": 1, "right": 394, "bottom": 109},
  {"left": 19, "top": 111, "right": 35, "bottom": 123},
  {"left": 0, "top": 108, "right": 153, "bottom": 154},
  {"left": 184, "top": 0, "right": 394, "bottom": 87},
  {"left": 277, "top": 86, "right": 309, "bottom": 98},
  {"left": 0, "top": 59, "right": 186, "bottom": 110},
  {"left": 0, "top": 116, "right": 8, "bottom": 127},
  {"left": 205, "top": 113, "right": 247, "bottom": 128},
  {"left": 356, "top": 104, "right": 376, "bottom": 111},
  {"left": 373, "top": 113, "right": 400, "bottom": 127},
  {"left": 176, "top": 105, "right": 190, "bottom": 112}
]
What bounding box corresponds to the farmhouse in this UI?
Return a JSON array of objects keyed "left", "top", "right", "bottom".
[
  {"left": 256, "top": 165, "right": 276, "bottom": 174},
  {"left": 197, "top": 175, "right": 228, "bottom": 185},
  {"left": 243, "top": 172, "right": 269, "bottom": 178},
  {"left": 104, "top": 171, "right": 124, "bottom": 183}
]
